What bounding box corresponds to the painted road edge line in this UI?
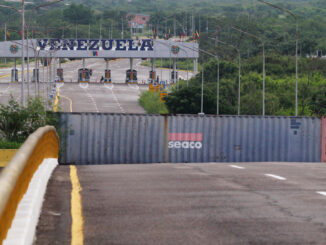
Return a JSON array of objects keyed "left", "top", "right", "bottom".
[
  {"left": 70, "top": 165, "right": 84, "bottom": 245},
  {"left": 229, "top": 165, "right": 245, "bottom": 169},
  {"left": 60, "top": 94, "right": 73, "bottom": 112},
  {"left": 4, "top": 158, "right": 58, "bottom": 245},
  {"left": 317, "top": 192, "right": 326, "bottom": 196},
  {"left": 264, "top": 174, "right": 287, "bottom": 180}
]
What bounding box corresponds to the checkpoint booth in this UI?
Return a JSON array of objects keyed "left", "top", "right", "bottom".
[
  {"left": 171, "top": 71, "right": 178, "bottom": 83},
  {"left": 78, "top": 68, "right": 91, "bottom": 83},
  {"left": 57, "top": 68, "right": 64, "bottom": 83},
  {"left": 126, "top": 69, "right": 138, "bottom": 83},
  {"left": 149, "top": 70, "right": 156, "bottom": 83},
  {"left": 104, "top": 69, "right": 111, "bottom": 83},
  {"left": 11, "top": 69, "right": 18, "bottom": 82}
]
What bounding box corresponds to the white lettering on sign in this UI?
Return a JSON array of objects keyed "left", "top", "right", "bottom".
[
  {"left": 168, "top": 141, "right": 202, "bottom": 149},
  {"left": 168, "top": 133, "right": 203, "bottom": 149},
  {"left": 37, "top": 39, "right": 154, "bottom": 51}
]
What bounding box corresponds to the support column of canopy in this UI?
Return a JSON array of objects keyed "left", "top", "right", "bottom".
[
  {"left": 79, "top": 58, "right": 90, "bottom": 83},
  {"left": 172, "top": 58, "right": 177, "bottom": 83},
  {"left": 149, "top": 58, "right": 156, "bottom": 83},
  {"left": 11, "top": 58, "right": 18, "bottom": 82},
  {"left": 127, "top": 58, "right": 137, "bottom": 83},
  {"left": 193, "top": 58, "right": 198, "bottom": 73}
]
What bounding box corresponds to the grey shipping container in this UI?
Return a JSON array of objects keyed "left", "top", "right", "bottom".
[{"left": 59, "top": 113, "right": 321, "bottom": 164}]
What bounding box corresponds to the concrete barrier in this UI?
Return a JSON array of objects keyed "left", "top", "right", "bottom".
[
  {"left": 0, "top": 126, "right": 59, "bottom": 244},
  {"left": 0, "top": 150, "right": 19, "bottom": 167}
]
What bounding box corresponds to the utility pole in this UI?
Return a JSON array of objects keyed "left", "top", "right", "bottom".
[
  {"left": 121, "top": 17, "right": 124, "bottom": 39},
  {"left": 185, "top": 12, "right": 188, "bottom": 36},
  {"left": 200, "top": 68, "right": 204, "bottom": 114},
  {"left": 192, "top": 12, "right": 194, "bottom": 35},
  {"left": 232, "top": 26, "right": 266, "bottom": 116},
  {"left": 99, "top": 20, "right": 102, "bottom": 40},
  {"left": 75, "top": 22, "right": 77, "bottom": 39},
  {"left": 22, "top": 0, "right": 25, "bottom": 106},
  {"left": 257, "top": 0, "right": 299, "bottom": 116},
  {"left": 198, "top": 16, "right": 201, "bottom": 34},
  {"left": 88, "top": 24, "right": 90, "bottom": 39},
  {"left": 173, "top": 16, "right": 176, "bottom": 38},
  {"left": 111, "top": 22, "right": 113, "bottom": 39},
  {"left": 206, "top": 17, "right": 208, "bottom": 33},
  {"left": 4, "top": 23, "right": 6, "bottom": 64}
]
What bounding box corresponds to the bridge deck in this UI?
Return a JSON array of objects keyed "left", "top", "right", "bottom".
[{"left": 35, "top": 163, "right": 326, "bottom": 244}]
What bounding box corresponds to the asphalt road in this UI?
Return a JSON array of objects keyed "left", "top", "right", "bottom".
[
  {"left": 0, "top": 58, "right": 195, "bottom": 113},
  {"left": 35, "top": 162, "right": 326, "bottom": 244}
]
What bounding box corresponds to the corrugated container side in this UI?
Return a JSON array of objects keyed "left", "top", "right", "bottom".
[{"left": 59, "top": 113, "right": 321, "bottom": 164}]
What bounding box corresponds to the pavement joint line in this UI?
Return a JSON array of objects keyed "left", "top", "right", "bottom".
[
  {"left": 229, "top": 165, "right": 245, "bottom": 169},
  {"left": 264, "top": 174, "right": 287, "bottom": 181},
  {"left": 317, "top": 192, "right": 326, "bottom": 197},
  {"left": 70, "top": 165, "right": 84, "bottom": 245}
]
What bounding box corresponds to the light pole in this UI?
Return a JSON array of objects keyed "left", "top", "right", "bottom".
[
  {"left": 257, "top": 0, "right": 298, "bottom": 116},
  {"left": 0, "top": 3, "right": 25, "bottom": 105},
  {"left": 0, "top": 0, "right": 62, "bottom": 105},
  {"left": 200, "top": 68, "right": 204, "bottom": 114},
  {"left": 232, "top": 26, "right": 266, "bottom": 116},
  {"left": 209, "top": 37, "right": 241, "bottom": 115},
  {"left": 181, "top": 46, "right": 220, "bottom": 115}
]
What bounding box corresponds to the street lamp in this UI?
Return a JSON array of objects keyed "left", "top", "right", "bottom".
[
  {"left": 156, "top": 40, "right": 218, "bottom": 115},
  {"left": 178, "top": 45, "right": 220, "bottom": 115},
  {"left": 257, "top": 0, "right": 299, "bottom": 116},
  {"left": 0, "top": 0, "right": 62, "bottom": 106},
  {"left": 232, "top": 26, "right": 266, "bottom": 116},
  {"left": 0, "top": 3, "right": 25, "bottom": 105},
  {"left": 209, "top": 37, "right": 241, "bottom": 115}
]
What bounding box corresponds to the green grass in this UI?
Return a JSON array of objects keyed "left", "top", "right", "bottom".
[
  {"left": 138, "top": 91, "right": 169, "bottom": 114},
  {"left": 0, "top": 140, "right": 22, "bottom": 149}
]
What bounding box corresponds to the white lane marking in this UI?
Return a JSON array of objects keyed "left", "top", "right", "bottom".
[
  {"left": 229, "top": 165, "right": 245, "bottom": 169},
  {"left": 104, "top": 85, "right": 125, "bottom": 113},
  {"left": 81, "top": 86, "right": 99, "bottom": 113},
  {"left": 104, "top": 83, "right": 114, "bottom": 90},
  {"left": 56, "top": 83, "right": 64, "bottom": 89},
  {"left": 264, "top": 174, "right": 286, "bottom": 181},
  {"left": 317, "top": 192, "right": 326, "bottom": 196},
  {"left": 79, "top": 83, "right": 89, "bottom": 89},
  {"left": 128, "top": 84, "right": 140, "bottom": 90}
]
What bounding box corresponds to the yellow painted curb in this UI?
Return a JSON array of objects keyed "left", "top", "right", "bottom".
[
  {"left": 0, "top": 69, "right": 34, "bottom": 79},
  {"left": 53, "top": 88, "right": 60, "bottom": 112},
  {"left": 0, "top": 126, "right": 59, "bottom": 243},
  {"left": 60, "top": 94, "right": 73, "bottom": 113},
  {"left": 0, "top": 150, "right": 18, "bottom": 167},
  {"left": 70, "top": 165, "right": 84, "bottom": 245}
]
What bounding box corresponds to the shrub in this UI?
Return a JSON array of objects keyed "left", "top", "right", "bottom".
[
  {"left": 0, "top": 96, "right": 47, "bottom": 143},
  {"left": 138, "top": 91, "right": 169, "bottom": 114}
]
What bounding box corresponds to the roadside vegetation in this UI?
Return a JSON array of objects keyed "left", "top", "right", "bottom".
[
  {"left": 165, "top": 56, "right": 326, "bottom": 116},
  {"left": 141, "top": 59, "right": 201, "bottom": 71},
  {"left": 138, "top": 91, "right": 168, "bottom": 114},
  {"left": 0, "top": 96, "right": 59, "bottom": 149},
  {"left": 1, "top": 0, "right": 326, "bottom": 116}
]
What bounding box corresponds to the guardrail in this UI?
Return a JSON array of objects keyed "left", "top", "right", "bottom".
[{"left": 0, "top": 126, "right": 59, "bottom": 244}]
